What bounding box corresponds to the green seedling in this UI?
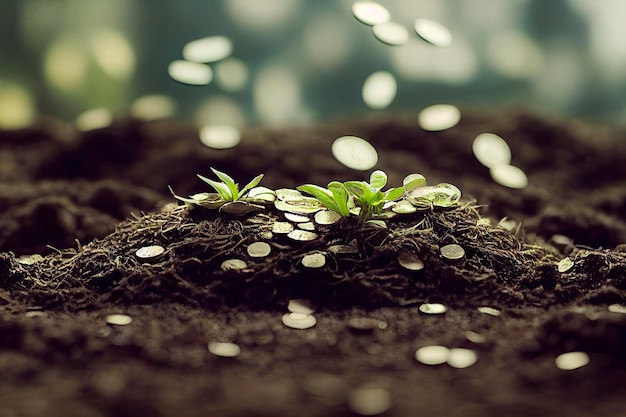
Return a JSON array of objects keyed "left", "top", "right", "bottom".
[
  {"left": 343, "top": 170, "right": 405, "bottom": 223},
  {"left": 169, "top": 167, "right": 271, "bottom": 215},
  {"left": 297, "top": 181, "right": 352, "bottom": 217}
]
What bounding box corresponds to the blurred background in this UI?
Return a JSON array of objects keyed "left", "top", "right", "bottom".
[{"left": 1, "top": 0, "right": 625, "bottom": 131}]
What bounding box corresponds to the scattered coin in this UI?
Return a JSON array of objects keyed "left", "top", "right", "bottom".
[
  {"left": 415, "top": 345, "right": 449, "bottom": 365},
  {"left": 272, "top": 221, "right": 295, "bottom": 234},
  {"left": 465, "top": 330, "right": 487, "bottom": 344},
  {"left": 348, "top": 386, "right": 392, "bottom": 416},
  {"left": 332, "top": 136, "right": 378, "bottom": 171},
  {"left": 135, "top": 245, "right": 165, "bottom": 259},
  {"left": 397, "top": 252, "right": 424, "bottom": 271},
  {"left": 391, "top": 200, "right": 417, "bottom": 214},
  {"left": 328, "top": 244, "right": 359, "bottom": 255},
  {"left": 478, "top": 306, "right": 501, "bottom": 317},
  {"left": 472, "top": 133, "right": 512, "bottom": 168},
  {"left": 302, "top": 253, "right": 326, "bottom": 268},
  {"left": 284, "top": 212, "right": 310, "bottom": 223},
  {"left": 418, "top": 104, "right": 461, "bottom": 131},
  {"left": 372, "top": 21, "right": 409, "bottom": 46},
  {"left": 287, "top": 230, "right": 319, "bottom": 242},
  {"left": 447, "top": 348, "right": 478, "bottom": 368},
  {"left": 247, "top": 241, "right": 271, "bottom": 258},
  {"left": 557, "top": 257, "right": 574, "bottom": 273},
  {"left": 207, "top": 341, "right": 241, "bottom": 358},
  {"left": 282, "top": 312, "right": 316, "bottom": 329},
  {"left": 362, "top": 71, "right": 397, "bottom": 110},
  {"left": 608, "top": 304, "right": 626, "bottom": 314},
  {"left": 183, "top": 35, "right": 232, "bottom": 63},
  {"left": 288, "top": 299, "right": 316, "bottom": 315},
  {"left": 221, "top": 259, "right": 248, "bottom": 271},
  {"left": 105, "top": 314, "right": 132, "bottom": 326},
  {"left": 298, "top": 222, "right": 316, "bottom": 231},
  {"left": 440, "top": 244, "right": 465, "bottom": 260},
  {"left": 490, "top": 164, "right": 528, "bottom": 189},
  {"left": 414, "top": 18, "right": 453, "bottom": 47},
  {"left": 352, "top": 1, "right": 390, "bottom": 26},
  {"left": 314, "top": 210, "right": 342, "bottom": 225},
  {"left": 555, "top": 351, "right": 590, "bottom": 371},
  {"left": 167, "top": 60, "right": 212, "bottom": 85},
  {"left": 199, "top": 125, "right": 241, "bottom": 149},
  {"left": 419, "top": 303, "right": 447, "bottom": 315}
]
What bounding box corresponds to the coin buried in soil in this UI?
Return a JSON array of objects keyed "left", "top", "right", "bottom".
[
  {"left": 440, "top": 244, "right": 465, "bottom": 260},
  {"left": 287, "top": 230, "right": 319, "bottom": 242},
  {"left": 397, "top": 252, "right": 424, "bottom": 271},
  {"left": 301, "top": 253, "right": 326, "bottom": 268},
  {"left": 207, "top": 342, "right": 241, "bottom": 358},
  {"left": 419, "top": 303, "right": 447, "bottom": 315},
  {"left": 415, "top": 345, "right": 450, "bottom": 365},
  {"left": 247, "top": 241, "right": 271, "bottom": 258},
  {"left": 282, "top": 313, "right": 316, "bottom": 329},
  {"left": 105, "top": 314, "right": 132, "bottom": 326},
  {"left": 221, "top": 259, "right": 248, "bottom": 271},
  {"left": 135, "top": 245, "right": 165, "bottom": 259}
]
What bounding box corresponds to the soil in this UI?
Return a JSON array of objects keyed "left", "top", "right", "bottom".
[{"left": 1, "top": 109, "right": 626, "bottom": 417}]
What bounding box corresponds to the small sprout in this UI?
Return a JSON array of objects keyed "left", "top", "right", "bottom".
[
  {"left": 288, "top": 299, "right": 316, "bottom": 315},
  {"left": 557, "top": 257, "right": 574, "bottom": 273},
  {"left": 297, "top": 181, "right": 351, "bottom": 217},
  {"left": 555, "top": 351, "right": 590, "bottom": 371},
  {"left": 419, "top": 303, "right": 447, "bottom": 315},
  {"left": 343, "top": 170, "right": 405, "bottom": 223},
  {"left": 169, "top": 167, "right": 268, "bottom": 214},
  {"left": 221, "top": 259, "right": 248, "bottom": 271},
  {"left": 314, "top": 210, "right": 342, "bottom": 225},
  {"left": 135, "top": 245, "right": 165, "bottom": 260},
  {"left": 298, "top": 222, "right": 316, "bottom": 231},
  {"left": 247, "top": 241, "right": 271, "bottom": 258},
  {"left": 272, "top": 221, "right": 294, "bottom": 234},
  {"left": 415, "top": 345, "right": 449, "bottom": 365},
  {"left": 397, "top": 252, "right": 424, "bottom": 271},
  {"left": 105, "top": 314, "right": 132, "bottom": 326},
  {"left": 477, "top": 306, "right": 501, "bottom": 316},
  {"left": 402, "top": 173, "right": 427, "bottom": 190},
  {"left": 440, "top": 244, "right": 465, "bottom": 260},
  {"left": 447, "top": 348, "right": 478, "bottom": 369},
  {"left": 208, "top": 342, "right": 241, "bottom": 358},
  {"left": 282, "top": 312, "right": 316, "bottom": 329},
  {"left": 302, "top": 253, "right": 326, "bottom": 268},
  {"left": 287, "top": 230, "right": 319, "bottom": 242}
]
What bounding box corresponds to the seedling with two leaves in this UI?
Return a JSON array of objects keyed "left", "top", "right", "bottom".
[{"left": 169, "top": 168, "right": 275, "bottom": 215}]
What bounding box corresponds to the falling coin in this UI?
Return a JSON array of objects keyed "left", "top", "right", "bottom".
[
  {"left": 447, "top": 348, "right": 478, "bottom": 369},
  {"left": 415, "top": 345, "right": 449, "bottom": 365},
  {"left": 419, "top": 303, "right": 447, "bottom": 315},
  {"left": 287, "top": 299, "right": 316, "bottom": 315},
  {"left": 282, "top": 312, "right": 317, "bottom": 329},
  {"left": 105, "top": 314, "right": 132, "bottom": 326},
  {"left": 208, "top": 341, "right": 241, "bottom": 358},
  {"left": 555, "top": 351, "right": 590, "bottom": 371}
]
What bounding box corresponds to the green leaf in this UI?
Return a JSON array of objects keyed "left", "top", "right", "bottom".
[
  {"left": 327, "top": 181, "right": 351, "bottom": 216},
  {"left": 197, "top": 174, "right": 233, "bottom": 201},
  {"left": 210, "top": 168, "right": 239, "bottom": 200},
  {"left": 343, "top": 181, "right": 367, "bottom": 199},
  {"left": 384, "top": 186, "right": 405, "bottom": 202},
  {"left": 297, "top": 184, "right": 339, "bottom": 213},
  {"left": 240, "top": 174, "right": 264, "bottom": 197},
  {"left": 369, "top": 170, "right": 388, "bottom": 190},
  {"left": 402, "top": 174, "right": 427, "bottom": 191}
]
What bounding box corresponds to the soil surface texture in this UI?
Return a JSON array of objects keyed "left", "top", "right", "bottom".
[{"left": 1, "top": 109, "right": 626, "bottom": 417}]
